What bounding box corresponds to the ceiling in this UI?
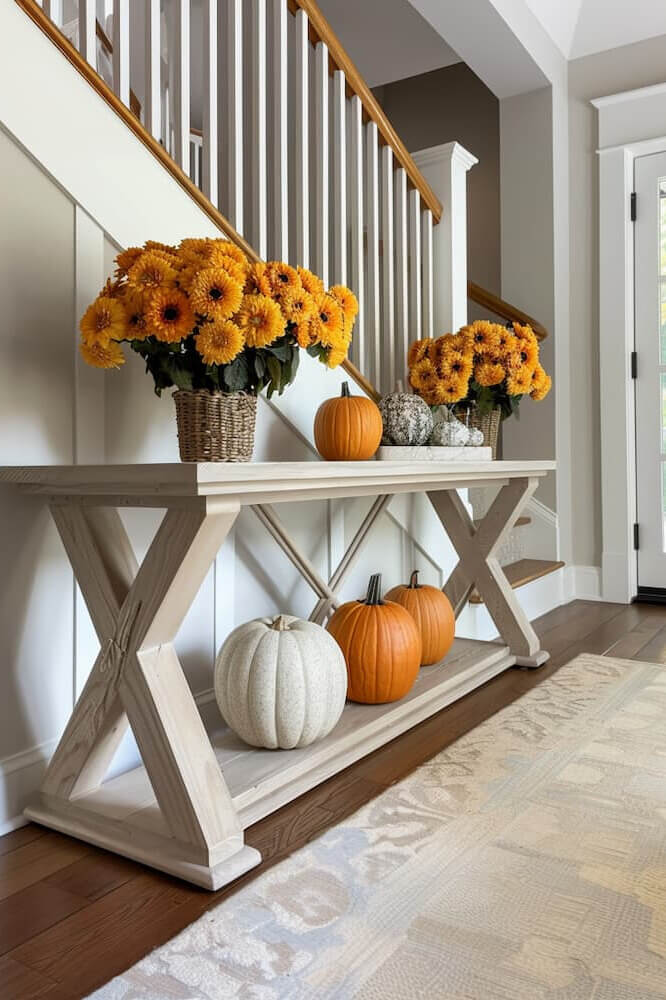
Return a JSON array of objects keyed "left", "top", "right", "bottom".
[
  {"left": 316, "top": 0, "right": 460, "bottom": 88},
  {"left": 524, "top": 0, "right": 666, "bottom": 60}
]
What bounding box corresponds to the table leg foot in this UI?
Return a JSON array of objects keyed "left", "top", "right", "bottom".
[{"left": 514, "top": 650, "right": 550, "bottom": 669}]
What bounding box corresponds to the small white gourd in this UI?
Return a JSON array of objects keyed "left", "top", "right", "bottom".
[{"left": 214, "top": 615, "right": 347, "bottom": 750}]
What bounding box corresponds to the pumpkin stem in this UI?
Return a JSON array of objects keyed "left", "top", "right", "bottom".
[
  {"left": 341, "top": 381, "right": 350, "bottom": 398},
  {"left": 270, "top": 615, "right": 290, "bottom": 631},
  {"left": 365, "top": 573, "right": 384, "bottom": 605},
  {"left": 409, "top": 570, "right": 421, "bottom": 589}
]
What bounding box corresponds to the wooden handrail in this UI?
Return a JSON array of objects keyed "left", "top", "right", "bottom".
[
  {"left": 288, "top": 0, "right": 442, "bottom": 224},
  {"left": 467, "top": 281, "right": 548, "bottom": 341},
  {"left": 13, "top": 0, "right": 381, "bottom": 403}
]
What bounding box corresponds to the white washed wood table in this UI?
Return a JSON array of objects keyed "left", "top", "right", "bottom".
[{"left": 0, "top": 460, "right": 555, "bottom": 889}]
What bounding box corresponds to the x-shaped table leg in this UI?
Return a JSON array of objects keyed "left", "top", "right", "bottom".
[
  {"left": 428, "top": 477, "right": 548, "bottom": 667},
  {"left": 42, "top": 498, "right": 260, "bottom": 876},
  {"left": 253, "top": 495, "right": 392, "bottom": 624}
]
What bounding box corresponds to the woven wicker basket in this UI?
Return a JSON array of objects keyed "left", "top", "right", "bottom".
[
  {"left": 465, "top": 405, "right": 501, "bottom": 459},
  {"left": 173, "top": 390, "right": 257, "bottom": 462}
]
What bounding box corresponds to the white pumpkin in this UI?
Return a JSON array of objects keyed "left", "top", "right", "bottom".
[{"left": 214, "top": 615, "right": 347, "bottom": 750}]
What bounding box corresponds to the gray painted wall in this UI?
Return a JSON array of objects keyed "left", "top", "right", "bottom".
[{"left": 374, "top": 63, "right": 501, "bottom": 306}]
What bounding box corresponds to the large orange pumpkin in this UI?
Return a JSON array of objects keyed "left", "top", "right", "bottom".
[
  {"left": 314, "top": 382, "right": 382, "bottom": 461},
  {"left": 385, "top": 570, "right": 455, "bottom": 666},
  {"left": 327, "top": 573, "right": 421, "bottom": 703}
]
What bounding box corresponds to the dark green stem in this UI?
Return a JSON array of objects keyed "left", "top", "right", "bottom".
[
  {"left": 409, "top": 570, "right": 421, "bottom": 589},
  {"left": 365, "top": 573, "right": 383, "bottom": 605},
  {"left": 341, "top": 381, "right": 350, "bottom": 397}
]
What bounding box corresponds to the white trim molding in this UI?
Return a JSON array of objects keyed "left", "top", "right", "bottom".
[
  {"left": 592, "top": 85, "right": 666, "bottom": 603},
  {"left": 413, "top": 142, "right": 477, "bottom": 332}
]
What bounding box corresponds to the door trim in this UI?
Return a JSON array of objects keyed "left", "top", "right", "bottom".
[{"left": 593, "top": 85, "right": 666, "bottom": 602}]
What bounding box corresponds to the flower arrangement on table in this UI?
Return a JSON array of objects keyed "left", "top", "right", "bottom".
[
  {"left": 408, "top": 319, "right": 551, "bottom": 417},
  {"left": 78, "top": 237, "right": 358, "bottom": 461}
]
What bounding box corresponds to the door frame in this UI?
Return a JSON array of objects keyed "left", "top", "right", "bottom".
[{"left": 593, "top": 84, "right": 666, "bottom": 603}]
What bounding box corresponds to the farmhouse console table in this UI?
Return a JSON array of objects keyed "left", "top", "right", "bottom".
[{"left": 0, "top": 460, "right": 555, "bottom": 889}]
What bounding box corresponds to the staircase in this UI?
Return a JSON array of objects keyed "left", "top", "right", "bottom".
[{"left": 10, "top": 0, "right": 561, "bottom": 604}]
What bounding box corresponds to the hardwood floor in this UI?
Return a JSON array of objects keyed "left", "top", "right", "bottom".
[{"left": 1, "top": 599, "right": 665, "bottom": 999}]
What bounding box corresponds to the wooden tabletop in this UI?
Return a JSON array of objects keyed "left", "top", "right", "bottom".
[{"left": 0, "top": 460, "right": 556, "bottom": 505}]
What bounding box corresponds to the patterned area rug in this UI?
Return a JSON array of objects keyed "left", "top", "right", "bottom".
[{"left": 90, "top": 654, "right": 666, "bottom": 999}]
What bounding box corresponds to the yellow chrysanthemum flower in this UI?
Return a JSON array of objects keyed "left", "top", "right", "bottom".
[
  {"left": 494, "top": 327, "right": 514, "bottom": 357},
  {"left": 506, "top": 368, "right": 533, "bottom": 396},
  {"left": 195, "top": 320, "right": 244, "bottom": 365},
  {"left": 531, "top": 373, "right": 552, "bottom": 401},
  {"left": 329, "top": 285, "right": 359, "bottom": 326},
  {"left": 280, "top": 288, "right": 316, "bottom": 326},
  {"left": 310, "top": 293, "right": 345, "bottom": 349},
  {"left": 211, "top": 240, "right": 249, "bottom": 267},
  {"left": 408, "top": 339, "right": 434, "bottom": 367},
  {"left": 475, "top": 360, "right": 506, "bottom": 387},
  {"left": 326, "top": 346, "right": 348, "bottom": 368},
  {"left": 145, "top": 288, "right": 195, "bottom": 343},
  {"left": 512, "top": 336, "right": 539, "bottom": 372},
  {"left": 436, "top": 377, "right": 468, "bottom": 405},
  {"left": 266, "top": 261, "right": 302, "bottom": 297},
  {"left": 297, "top": 267, "right": 325, "bottom": 298},
  {"left": 144, "top": 240, "right": 177, "bottom": 256},
  {"left": 236, "top": 294, "right": 285, "bottom": 348},
  {"left": 123, "top": 290, "right": 150, "bottom": 341},
  {"left": 80, "top": 296, "right": 126, "bottom": 346},
  {"left": 439, "top": 349, "right": 473, "bottom": 383},
  {"left": 245, "top": 261, "right": 273, "bottom": 297},
  {"left": 409, "top": 357, "right": 439, "bottom": 394},
  {"left": 189, "top": 268, "right": 243, "bottom": 321},
  {"left": 114, "top": 247, "right": 144, "bottom": 278},
  {"left": 127, "top": 252, "right": 177, "bottom": 292},
  {"left": 468, "top": 320, "right": 501, "bottom": 355},
  {"left": 207, "top": 252, "right": 247, "bottom": 286},
  {"left": 79, "top": 339, "right": 125, "bottom": 369},
  {"left": 178, "top": 237, "right": 213, "bottom": 257}
]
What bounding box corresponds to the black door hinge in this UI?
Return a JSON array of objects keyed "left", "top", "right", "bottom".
[
  {"left": 634, "top": 523, "right": 640, "bottom": 550},
  {"left": 631, "top": 351, "right": 638, "bottom": 378},
  {"left": 631, "top": 192, "right": 637, "bottom": 221}
]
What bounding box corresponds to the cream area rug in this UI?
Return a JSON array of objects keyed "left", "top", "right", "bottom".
[{"left": 90, "top": 654, "right": 666, "bottom": 999}]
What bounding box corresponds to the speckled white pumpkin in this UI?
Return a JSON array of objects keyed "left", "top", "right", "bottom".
[
  {"left": 214, "top": 615, "right": 347, "bottom": 750},
  {"left": 429, "top": 417, "right": 470, "bottom": 447},
  {"left": 469, "top": 427, "right": 485, "bottom": 447},
  {"left": 379, "top": 392, "right": 433, "bottom": 446}
]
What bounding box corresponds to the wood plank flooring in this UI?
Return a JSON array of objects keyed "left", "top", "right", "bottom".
[{"left": 1, "top": 599, "right": 664, "bottom": 999}]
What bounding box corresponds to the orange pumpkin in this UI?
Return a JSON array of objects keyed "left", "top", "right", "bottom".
[
  {"left": 327, "top": 573, "right": 421, "bottom": 703},
  {"left": 314, "top": 382, "right": 383, "bottom": 461},
  {"left": 385, "top": 570, "right": 455, "bottom": 666}
]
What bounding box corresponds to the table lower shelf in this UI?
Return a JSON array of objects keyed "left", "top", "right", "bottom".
[{"left": 26, "top": 637, "right": 516, "bottom": 888}]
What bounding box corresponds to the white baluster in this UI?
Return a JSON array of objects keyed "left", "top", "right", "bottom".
[
  {"left": 394, "top": 167, "right": 409, "bottom": 385},
  {"left": 381, "top": 146, "right": 395, "bottom": 395},
  {"left": 145, "top": 0, "right": 161, "bottom": 139},
  {"left": 44, "top": 0, "right": 63, "bottom": 28},
  {"left": 408, "top": 189, "right": 422, "bottom": 343},
  {"left": 112, "top": 0, "right": 130, "bottom": 106},
  {"left": 348, "top": 96, "right": 364, "bottom": 373},
  {"left": 293, "top": 9, "right": 309, "bottom": 268},
  {"left": 314, "top": 42, "right": 329, "bottom": 285},
  {"left": 250, "top": 0, "right": 267, "bottom": 258},
  {"left": 202, "top": 0, "right": 218, "bottom": 203},
  {"left": 172, "top": 0, "right": 190, "bottom": 172},
  {"left": 332, "top": 70, "right": 347, "bottom": 285},
  {"left": 79, "top": 0, "right": 96, "bottom": 67},
  {"left": 221, "top": 0, "right": 243, "bottom": 234},
  {"left": 422, "top": 209, "right": 434, "bottom": 338},
  {"left": 270, "top": 0, "right": 288, "bottom": 261},
  {"left": 365, "top": 121, "right": 380, "bottom": 389}
]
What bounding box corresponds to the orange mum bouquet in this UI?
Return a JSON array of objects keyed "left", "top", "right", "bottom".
[
  {"left": 78, "top": 238, "right": 357, "bottom": 398},
  {"left": 408, "top": 319, "right": 551, "bottom": 419}
]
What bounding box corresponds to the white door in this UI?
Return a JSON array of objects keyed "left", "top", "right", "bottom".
[{"left": 635, "top": 151, "right": 666, "bottom": 594}]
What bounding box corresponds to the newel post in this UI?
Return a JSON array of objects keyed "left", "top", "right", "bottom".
[{"left": 413, "top": 142, "right": 477, "bottom": 332}]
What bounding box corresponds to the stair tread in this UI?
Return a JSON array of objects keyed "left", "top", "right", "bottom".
[{"left": 468, "top": 559, "right": 565, "bottom": 604}]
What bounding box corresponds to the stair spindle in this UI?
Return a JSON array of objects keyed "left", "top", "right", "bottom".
[
  {"left": 314, "top": 40, "right": 329, "bottom": 285},
  {"left": 422, "top": 208, "right": 434, "bottom": 340},
  {"left": 332, "top": 69, "right": 347, "bottom": 285},
  {"left": 394, "top": 166, "right": 409, "bottom": 386},
  {"left": 348, "top": 95, "right": 365, "bottom": 374},
  {"left": 250, "top": 0, "right": 268, "bottom": 258},
  {"left": 293, "top": 8, "right": 309, "bottom": 268},
  {"left": 365, "top": 121, "right": 381, "bottom": 390},
  {"left": 112, "top": 0, "right": 130, "bottom": 107},
  {"left": 201, "top": 0, "right": 218, "bottom": 205},
  {"left": 381, "top": 145, "right": 395, "bottom": 394},
  {"left": 408, "top": 188, "right": 422, "bottom": 344},
  {"left": 270, "top": 0, "right": 288, "bottom": 261},
  {"left": 222, "top": 0, "right": 243, "bottom": 234}
]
